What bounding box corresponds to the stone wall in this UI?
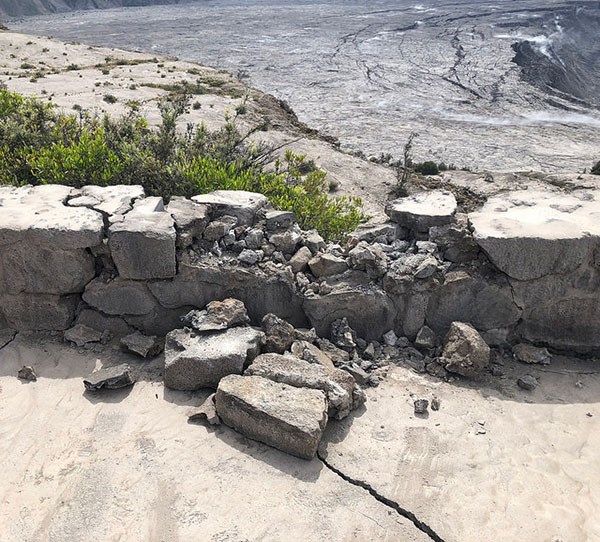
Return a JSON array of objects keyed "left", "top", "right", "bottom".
[{"left": 0, "top": 183, "right": 598, "bottom": 354}]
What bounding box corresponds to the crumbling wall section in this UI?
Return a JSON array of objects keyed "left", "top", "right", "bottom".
[{"left": 0, "top": 184, "right": 597, "bottom": 355}]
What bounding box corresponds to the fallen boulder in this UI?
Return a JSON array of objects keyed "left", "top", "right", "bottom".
[
  {"left": 181, "top": 298, "right": 250, "bottom": 333},
  {"left": 245, "top": 353, "right": 356, "bottom": 419},
  {"left": 261, "top": 313, "right": 295, "bottom": 354},
  {"left": 120, "top": 331, "right": 164, "bottom": 358},
  {"left": 440, "top": 322, "right": 490, "bottom": 377},
  {"left": 64, "top": 324, "right": 103, "bottom": 347},
  {"left": 215, "top": 374, "right": 328, "bottom": 459},
  {"left": 164, "top": 327, "right": 264, "bottom": 390},
  {"left": 17, "top": 365, "right": 37, "bottom": 381}
]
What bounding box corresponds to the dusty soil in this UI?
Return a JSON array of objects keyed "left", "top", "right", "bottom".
[{"left": 1, "top": 333, "right": 599, "bottom": 542}]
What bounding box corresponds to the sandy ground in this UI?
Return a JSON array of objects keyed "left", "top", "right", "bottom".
[{"left": 1, "top": 333, "right": 599, "bottom": 542}]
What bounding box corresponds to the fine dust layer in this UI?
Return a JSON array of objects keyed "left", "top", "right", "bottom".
[{"left": 2, "top": 334, "right": 600, "bottom": 541}]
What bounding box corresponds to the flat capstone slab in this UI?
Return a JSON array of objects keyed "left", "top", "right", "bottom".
[
  {"left": 385, "top": 190, "right": 457, "bottom": 232},
  {"left": 192, "top": 190, "right": 269, "bottom": 226}
]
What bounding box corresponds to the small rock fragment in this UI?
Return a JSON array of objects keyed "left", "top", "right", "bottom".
[
  {"left": 431, "top": 397, "right": 441, "bottom": 411},
  {"left": 18, "top": 365, "right": 37, "bottom": 381},
  {"left": 84, "top": 363, "right": 135, "bottom": 391},
  {"left": 440, "top": 322, "right": 490, "bottom": 377},
  {"left": 188, "top": 394, "right": 221, "bottom": 426},
  {"left": 414, "top": 399, "right": 429, "bottom": 415},
  {"left": 517, "top": 375, "right": 538, "bottom": 391},
  {"left": 64, "top": 324, "right": 103, "bottom": 347},
  {"left": 382, "top": 330, "right": 398, "bottom": 347},
  {"left": 512, "top": 343, "right": 551, "bottom": 365},
  {"left": 120, "top": 331, "right": 164, "bottom": 359},
  {"left": 415, "top": 326, "right": 438, "bottom": 350},
  {"left": 330, "top": 317, "right": 357, "bottom": 350},
  {"left": 181, "top": 298, "right": 250, "bottom": 332}
]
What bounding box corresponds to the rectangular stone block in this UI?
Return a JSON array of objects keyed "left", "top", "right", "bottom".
[
  {"left": 0, "top": 293, "right": 79, "bottom": 330},
  {"left": 215, "top": 374, "right": 328, "bottom": 459}
]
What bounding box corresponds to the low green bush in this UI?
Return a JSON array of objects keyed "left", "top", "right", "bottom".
[{"left": 0, "top": 88, "right": 365, "bottom": 240}]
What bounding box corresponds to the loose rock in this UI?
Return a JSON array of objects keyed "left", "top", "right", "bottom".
[
  {"left": 17, "top": 365, "right": 37, "bottom": 381},
  {"left": 181, "top": 298, "right": 250, "bottom": 333},
  {"left": 261, "top": 313, "right": 296, "bottom": 354},
  {"left": 517, "top": 375, "right": 538, "bottom": 391},
  {"left": 64, "top": 324, "right": 103, "bottom": 347},
  {"left": 512, "top": 343, "right": 551, "bottom": 365},
  {"left": 414, "top": 399, "right": 429, "bottom": 415},
  {"left": 83, "top": 363, "right": 135, "bottom": 391},
  {"left": 120, "top": 331, "right": 164, "bottom": 358},
  {"left": 440, "top": 322, "right": 490, "bottom": 377},
  {"left": 188, "top": 394, "right": 221, "bottom": 426},
  {"left": 330, "top": 317, "right": 357, "bottom": 350}
]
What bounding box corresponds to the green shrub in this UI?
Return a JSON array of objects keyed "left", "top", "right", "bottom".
[
  {"left": 0, "top": 88, "right": 364, "bottom": 240},
  {"left": 414, "top": 161, "right": 440, "bottom": 176}
]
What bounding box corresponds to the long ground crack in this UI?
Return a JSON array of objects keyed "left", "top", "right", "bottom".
[{"left": 317, "top": 451, "right": 446, "bottom": 542}]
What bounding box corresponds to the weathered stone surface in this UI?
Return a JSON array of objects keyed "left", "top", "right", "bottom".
[
  {"left": 303, "top": 278, "right": 395, "bottom": 341},
  {"left": 149, "top": 258, "right": 307, "bottom": 327},
  {"left": 215, "top": 374, "right": 328, "bottom": 459},
  {"left": 440, "top": 322, "right": 490, "bottom": 377},
  {"left": 188, "top": 394, "right": 221, "bottom": 426},
  {"left": 303, "top": 229, "right": 326, "bottom": 253},
  {"left": 0, "top": 328, "right": 16, "bottom": 349},
  {"left": 203, "top": 216, "right": 237, "bottom": 242},
  {"left": 469, "top": 190, "right": 600, "bottom": 281},
  {"left": 0, "top": 293, "right": 78, "bottom": 331},
  {"left": 308, "top": 253, "right": 348, "bottom": 278},
  {"left": 69, "top": 185, "right": 145, "bottom": 222},
  {"left": 267, "top": 228, "right": 301, "bottom": 256},
  {"left": 164, "top": 327, "right": 264, "bottom": 390},
  {"left": 238, "top": 249, "right": 263, "bottom": 265},
  {"left": 426, "top": 270, "right": 521, "bottom": 335},
  {"left": 192, "top": 190, "right": 268, "bottom": 226},
  {"left": 429, "top": 213, "right": 479, "bottom": 263},
  {"left": 385, "top": 190, "right": 457, "bottom": 232},
  {"left": 330, "top": 317, "right": 357, "bottom": 350},
  {"left": 83, "top": 278, "right": 157, "bottom": 316},
  {"left": 292, "top": 341, "right": 336, "bottom": 371},
  {"left": 246, "top": 353, "right": 354, "bottom": 419},
  {"left": 0, "top": 185, "right": 104, "bottom": 248},
  {"left": 166, "top": 196, "right": 210, "bottom": 248},
  {"left": 182, "top": 298, "right": 250, "bottom": 333},
  {"left": 265, "top": 210, "right": 295, "bottom": 231},
  {"left": 76, "top": 308, "right": 134, "bottom": 336},
  {"left": 517, "top": 375, "right": 538, "bottom": 391},
  {"left": 347, "top": 241, "right": 388, "bottom": 279},
  {"left": 108, "top": 197, "right": 176, "bottom": 280},
  {"left": 120, "top": 331, "right": 164, "bottom": 358},
  {"left": 415, "top": 325, "right": 438, "bottom": 349},
  {"left": 261, "top": 313, "right": 295, "bottom": 354},
  {"left": 64, "top": 324, "right": 103, "bottom": 347},
  {"left": 0, "top": 244, "right": 95, "bottom": 295},
  {"left": 83, "top": 363, "right": 135, "bottom": 391},
  {"left": 289, "top": 246, "right": 312, "bottom": 273},
  {"left": 512, "top": 343, "right": 551, "bottom": 365}
]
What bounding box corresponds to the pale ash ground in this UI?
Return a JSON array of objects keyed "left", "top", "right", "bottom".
[
  {"left": 1, "top": 333, "right": 599, "bottom": 542},
  {"left": 10, "top": 0, "right": 600, "bottom": 173}
]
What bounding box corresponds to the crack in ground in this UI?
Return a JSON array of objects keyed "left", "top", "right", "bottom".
[{"left": 317, "top": 451, "right": 446, "bottom": 542}]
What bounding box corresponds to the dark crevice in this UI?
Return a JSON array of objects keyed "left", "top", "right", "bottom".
[
  {"left": 0, "top": 329, "right": 18, "bottom": 351},
  {"left": 317, "top": 451, "right": 446, "bottom": 542}
]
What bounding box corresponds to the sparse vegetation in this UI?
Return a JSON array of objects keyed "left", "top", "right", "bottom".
[{"left": 0, "top": 89, "right": 364, "bottom": 240}]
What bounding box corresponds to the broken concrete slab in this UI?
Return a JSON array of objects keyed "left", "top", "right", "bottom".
[
  {"left": 164, "top": 327, "right": 264, "bottom": 391},
  {"left": 120, "top": 331, "right": 164, "bottom": 358},
  {"left": 440, "top": 322, "right": 490, "bottom": 378},
  {"left": 215, "top": 374, "right": 328, "bottom": 459},
  {"left": 83, "top": 363, "right": 135, "bottom": 391},
  {"left": 192, "top": 190, "right": 268, "bottom": 226},
  {"left": 385, "top": 190, "right": 457, "bottom": 232},
  {"left": 245, "top": 353, "right": 355, "bottom": 419},
  {"left": 181, "top": 298, "right": 250, "bottom": 333}
]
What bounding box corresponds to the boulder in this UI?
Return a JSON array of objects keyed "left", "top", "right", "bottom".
[
  {"left": 289, "top": 246, "right": 312, "bottom": 273},
  {"left": 166, "top": 196, "right": 209, "bottom": 248},
  {"left": 17, "top": 365, "right": 37, "bottom": 381},
  {"left": 347, "top": 220, "right": 402, "bottom": 247},
  {"left": 238, "top": 249, "right": 263, "bottom": 265},
  {"left": 308, "top": 253, "right": 348, "bottom": 278},
  {"left": 414, "top": 325, "right": 438, "bottom": 350},
  {"left": 181, "top": 298, "right": 250, "bottom": 333},
  {"left": 347, "top": 241, "right": 388, "bottom": 279},
  {"left": 268, "top": 226, "right": 303, "bottom": 255},
  {"left": 203, "top": 216, "right": 237, "bottom": 242},
  {"left": 429, "top": 213, "right": 479, "bottom": 263},
  {"left": 292, "top": 341, "right": 336, "bottom": 372},
  {"left": 83, "top": 363, "right": 135, "bottom": 391},
  {"left": 261, "top": 313, "right": 295, "bottom": 354},
  {"left": 215, "top": 374, "right": 328, "bottom": 459},
  {"left": 440, "top": 322, "right": 490, "bottom": 377},
  {"left": 108, "top": 197, "right": 176, "bottom": 280},
  {"left": 120, "top": 331, "right": 164, "bottom": 358},
  {"left": 265, "top": 210, "right": 296, "bottom": 231},
  {"left": 303, "top": 230, "right": 326, "bottom": 254},
  {"left": 385, "top": 190, "right": 457, "bottom": 232},
  {"left": 192, "top": 190, "right": 268, "bottom": 226},
  {"left": 164, "top": 327, "right": 264, "bottom": 390},
  {"left": 245, "top": 353, "right": 355, "bottom": 419}
]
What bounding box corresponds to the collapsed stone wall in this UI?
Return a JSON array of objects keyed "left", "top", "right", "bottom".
[{"left": 0, "top": 183, "right": 598, "bottom": 355}]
